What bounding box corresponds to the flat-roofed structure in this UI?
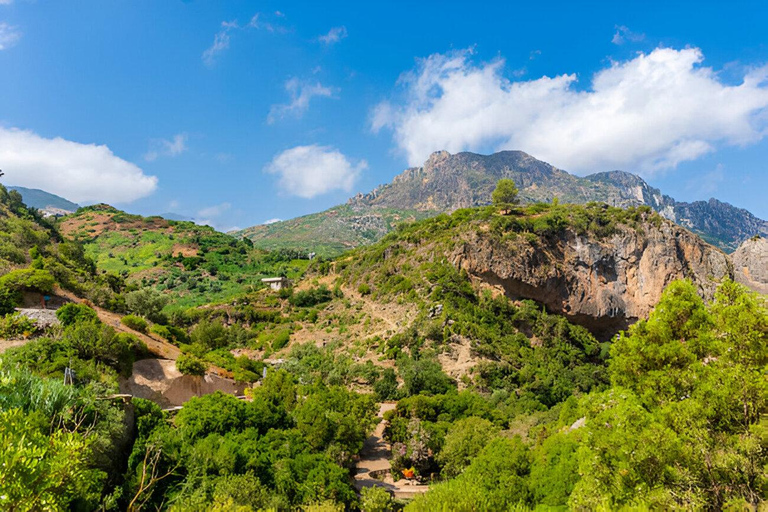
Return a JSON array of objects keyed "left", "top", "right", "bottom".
[{"left": 261, "top": 277, "right": 291, "bottom": 291}]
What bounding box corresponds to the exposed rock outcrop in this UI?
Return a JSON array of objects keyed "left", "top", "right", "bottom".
[
  {"left": 732, "top": 237, "right": 768, "bottom": 295},
  {"left": 450, "top": 219, "right": 732, "bottom": 339},
  {"left": 121, "top": 358, "right": 245, "bottom": 408}
]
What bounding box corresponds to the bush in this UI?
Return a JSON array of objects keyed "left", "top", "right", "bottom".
[
  {"left": 56, "top": 303, "right": 98, "bottom": 327},
  {"left": 176, "top": 353, "right": 208, "bottom": 376},
  {"left": 374, "top": 369, "right": 399, "bottom": 401},
  {"left": 398, "top": 356, "right": 456, "bottom": 396},
  {"left": 289, "top": 286, "right": 333, "bottom": 308},
  {"left": 0, "top": 312, "right": 38, "bottom": 338},
  {"left": 272, "top": 329, "right": 290, "bottom": 350},
  {"left": 0, "top": 268, "right": 56, "bottom": 294},
  {"left": 360, "top": 486, "right": 393, "bottom": 512},
  {"left": 358, "top": 283, "right": 372, "bottom": 296},
  {"left": 121, "top": 314, "right": 148, "bottom": 333},
  {"left": 124, "top": 288, "right": 168, "bottom": 322}
]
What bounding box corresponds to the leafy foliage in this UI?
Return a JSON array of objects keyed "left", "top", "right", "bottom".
[
  {"left": 176, "top": 353, "right": 208, "bottom": 376},
  {"left": 492, "top": 178, "right": 519, "bottom": 211}
]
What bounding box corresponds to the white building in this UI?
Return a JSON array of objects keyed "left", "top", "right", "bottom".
[{"left": 261, "top": 277, "right": 291, "bottom": 291}]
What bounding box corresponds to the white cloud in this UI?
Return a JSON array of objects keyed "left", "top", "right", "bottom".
[
  {"left": 203, "top": 13, "right": 286, "bottom": 66},
  {"left": 262, "top": 218, "right": 282, "bottom": 225},
  {"left": 202, "top": 21, "right": 235, "bottom": 66},
  {"left": 0, "top": 127, "right": 157, "bottom": 204},
  {"left": 318, "top": 26, "right": 347, "bottom": 45},
  {"left": 612, "top": 25, "right": 646, "bottom": 45},
  {"left": 265, "top": 145, "right": 366, "bottom": 199},
  {"left": 268, "top": 78, "right": 334, "bottom": 123},
  {"left": 0, "top": 1, "right": 14, "bottom": 6},
  {"left": 0, "top": 22, "right": 20, "bottom": 50},
  {"left": 372, "top": 47, "right": 768, "bottom": 175},
  {"left": 144, "top": 133, "right": 187, "bottom": 162}
]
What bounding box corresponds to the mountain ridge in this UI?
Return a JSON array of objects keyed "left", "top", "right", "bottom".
[
  {"left": 237, "top": 150, "right": 768, "bottom": 254},
  {"left": 8, "top": 186, "right": 80, "bottom": 215}
]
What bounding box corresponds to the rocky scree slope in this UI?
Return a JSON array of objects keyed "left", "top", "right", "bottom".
[{"left": 237, "top": 150, "right": 767, "bottom": 255}]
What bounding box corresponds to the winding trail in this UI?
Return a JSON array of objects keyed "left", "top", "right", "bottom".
[{"left": 354, "top": 403, "right": 430, "bottom": 500}]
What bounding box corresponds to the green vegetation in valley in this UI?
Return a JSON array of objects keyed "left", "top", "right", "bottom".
[
  {"left": 397, "top": 279, "right": 767, "bottom": 510},
  {"left": 0, "top": 189, "right": 765, "bottom": 510},
  {"left": 235, "top": 204, "right": 434, "bottom": 258}
]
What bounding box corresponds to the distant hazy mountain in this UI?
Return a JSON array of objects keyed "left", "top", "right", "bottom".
[
  {"left": 236, "top": 150, "right": 768, "bottom": 255},
  {"left": 9, "top": 186, "right": 80, "bottom": 213}
]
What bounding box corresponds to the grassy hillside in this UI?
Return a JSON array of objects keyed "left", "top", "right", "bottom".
[
  {"left": 0, "top": 185, "right": 122, "bottom": 310},
  {"left": 236, "top": 204, "right": 433, "bottom": 257},
  {"left": 59, "top": 205, "right": 311, "bottom": 310}
]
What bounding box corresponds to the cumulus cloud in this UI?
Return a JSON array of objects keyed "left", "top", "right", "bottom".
[
  {"left": 265, "top": 145, "right": 366, "bottom": 199},
  {"left": 268, "top": 78, "right": 334, "bottom": 123},
  {"left": 262, "top": 218, "right": 282, "bottom": 225},
  {"left": 612, "top": 25, "right": 645, "bottom": 45},
  {"left": 0, "top": 22, "right": 20, "bottom": 50},
  {"left": 372, "top": 47, "right": 768, "bottom": 175},
  {"left": 0, "top": 127, "right": 157, "bottom": 204},
  {"left": 318, "top": 26, "right": 347, "bottom": 45},
  {"left": 144, "top": 133, "right": 187, "bottom": 162}
]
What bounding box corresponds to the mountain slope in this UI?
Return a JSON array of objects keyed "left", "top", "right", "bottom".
[
  {"left": 237, "top": 150, "right": 767, "bottom": 255},
  {"left": 9, "top": 186, "right": 80, "bottom": 214},
  {"left": 337, "top": 203, "right": 731, "bottom": 340},
  {"left": 58, "top": 204, "right": 310, "bottom": 309}
]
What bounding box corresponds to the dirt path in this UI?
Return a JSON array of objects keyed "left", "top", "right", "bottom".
[
  {"left": 53, "top": 287, "right": 232, "bottom": 378},
  {"left": 354, "top": 402, "right": 430, "bottom": 500}
]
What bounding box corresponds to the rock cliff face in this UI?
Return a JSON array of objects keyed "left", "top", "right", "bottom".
[
  {"left": 450, "top": 219, "right": 732, "bottom": 338},
  {"left": 732, "top": 237, "right": 768, "bottom": 295}
]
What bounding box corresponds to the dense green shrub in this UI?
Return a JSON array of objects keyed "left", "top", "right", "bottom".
[
  {"left": 121, "top": 314, "right": 148, "bottom": 333},
  {"left": 0, "top": 312, "right": 38, "bottom": 338},
  {"left": 56, "top": 303, "right": 99, "bottom": 326},
  {"left": 289, "top": 286, "right": 333, "bottom": 307},
  {"left": 176, "top": 353, "right": 207, "bottom": 376}
]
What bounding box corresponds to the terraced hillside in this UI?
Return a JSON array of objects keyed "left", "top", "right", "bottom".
[{"left": 59, "top": 204, "right": 311, "bottom": 309}]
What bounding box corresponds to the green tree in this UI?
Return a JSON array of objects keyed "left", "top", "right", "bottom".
[
  {"left": 56, "top": 302, "right": 99, "bottom": 326},
  {"left": 176, "top": 353, "right": 208, "bottom": 377},
  {"left": 492, "top": 178, "right": 519, "bottom": 212},
  {"left": 437, "top": 416, "right": 499, "bottom": 478},
  {"left": 0, "top": 408, "right": 102, "bottom": 511},
  {"left": 360, "top": 486, "right": 393, "bottom": 512},
  {"left": 125, "top": 288, "right": 168, "bottom": 321}
]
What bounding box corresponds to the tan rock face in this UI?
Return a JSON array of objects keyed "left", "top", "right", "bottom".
[
  {"left": 121, "top": 359, "right": 245, "bottom": 408},
  {"left": 450, "top": 220, "right": 732, "bottom": 339},
  {"left": 732, "top": 237, "right": 768, "bottom": 295}
]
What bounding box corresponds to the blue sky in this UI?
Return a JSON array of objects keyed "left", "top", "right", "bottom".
[{"left": 1, "top": 0, "right": 768, "bottom": 230}]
